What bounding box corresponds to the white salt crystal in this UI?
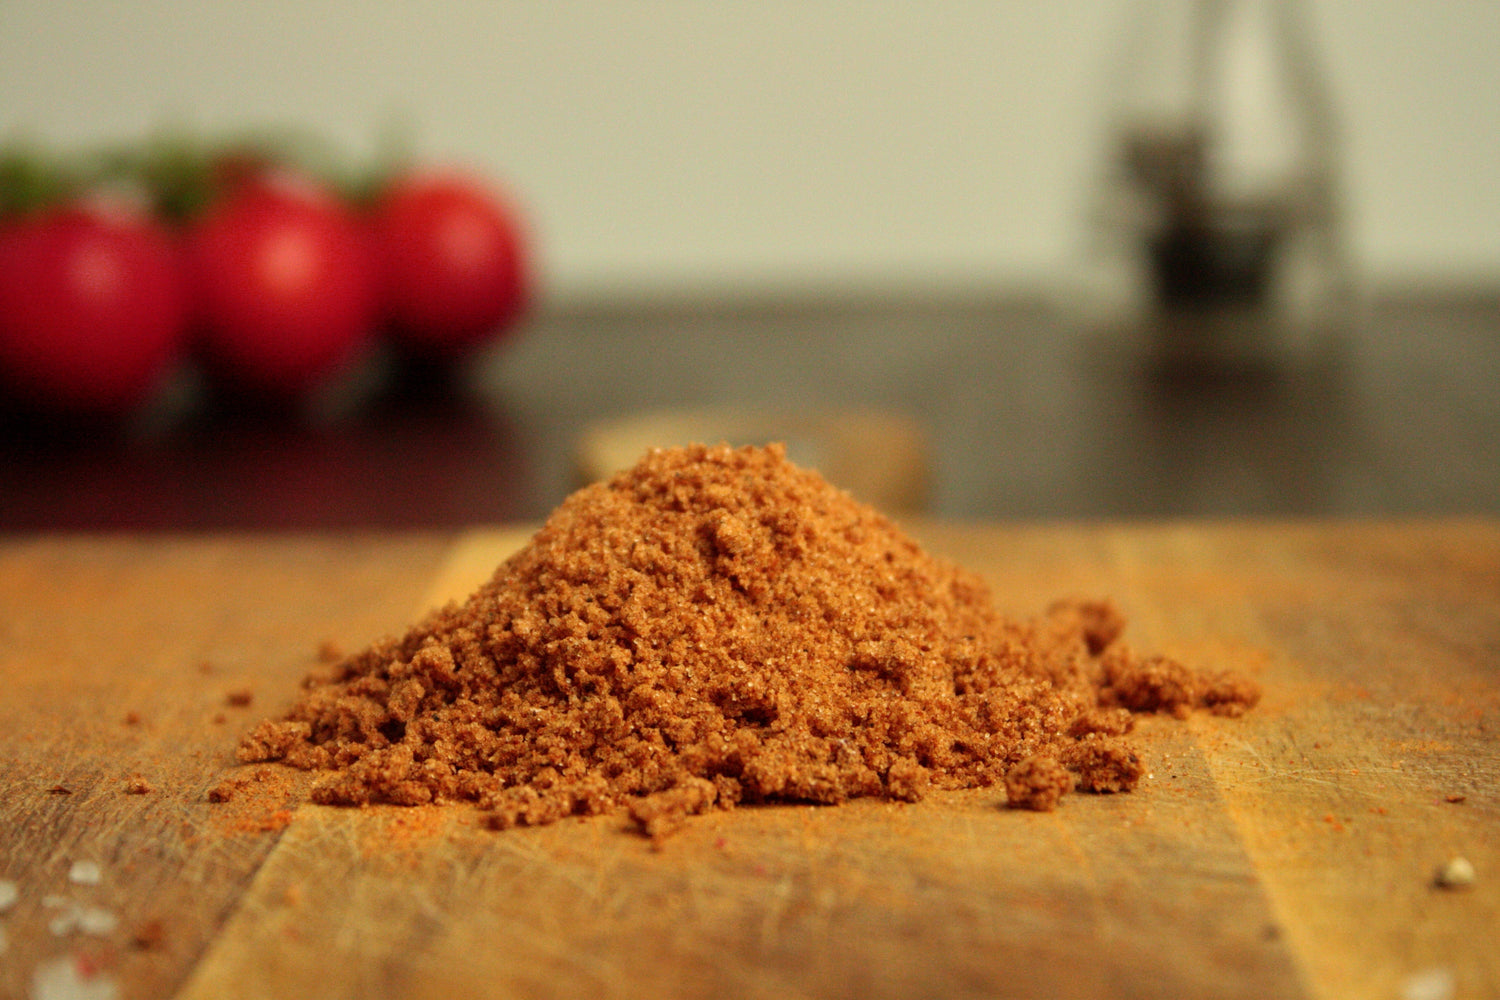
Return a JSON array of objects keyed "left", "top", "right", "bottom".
[
  {"left": 0, "top": 878, "right": 18, "bottom": 912},
  {"left": 77, "top": 908, "right": 119, "bottom": 937},
  {"left": 31, "top": 955, "right": 121, "bottom": 1000},
  {"left": 1401, "top": 967, "right": 1455, "bottom": 1000},
  {"left": 67, "top": 861, "right": 102, "bottom": 887},
  {"left": 1434, "top": 857, "right": 1475, "bottom": 889},
  {"left": 48, "top": 909, "right": 80, "bottom": 936}
]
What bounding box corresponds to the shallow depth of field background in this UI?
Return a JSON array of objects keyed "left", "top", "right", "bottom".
[{"left": 2, "top": 1, "right": 1496, "bottom": 307}]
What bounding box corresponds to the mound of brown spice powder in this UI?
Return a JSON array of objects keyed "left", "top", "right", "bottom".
[{"left": 238, "top": 443, "right": 1258, "bottom": 835}]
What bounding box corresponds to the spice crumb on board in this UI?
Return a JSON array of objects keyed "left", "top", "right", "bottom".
[
  {"left": 1003, "top": 756, "right": 1074, "bottom": 812},
  {"left": 237, "top": 443, "right": 1259, "bottom": 838},
  {"left": 203, "top": 766, "right": 310, "bottom": 837},
  {"left": 207, "top": 777, "right": 242, "bottom": 803},
  {"left": 130, "top": 918, "right": 167, "bottom": 951}
]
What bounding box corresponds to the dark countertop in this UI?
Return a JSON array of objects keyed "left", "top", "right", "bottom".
[{"left": 3, "top": 292, "right": 1497, "bottom": 530}]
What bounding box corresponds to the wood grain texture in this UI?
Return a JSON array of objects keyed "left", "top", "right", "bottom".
[
  {"left": 919, "top": 520, "right": 1500, "bottom": 1000},
  {"left": 1, "top": 521, "right": 1496, "bottom": 999},
  {"left": 1111, "top": 523, "right": 1500, "bottom": 1000},
  {"left": 0, "top": 533, "right": 454, "bottom": 999}
]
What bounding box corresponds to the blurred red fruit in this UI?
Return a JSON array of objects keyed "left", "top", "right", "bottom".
[
  {"left": 186, "top": 170, "right": 377, "bottom": 396},
  {"left": 0, "top": 198, "right": 188, "bottom": 414},
  {"left": 372, "top": 171, "right": 528, "bottom": 357}
]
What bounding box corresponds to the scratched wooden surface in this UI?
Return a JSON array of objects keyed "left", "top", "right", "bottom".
[{"left": 1, "top": 521, "right": 1496, "bottom": 999}]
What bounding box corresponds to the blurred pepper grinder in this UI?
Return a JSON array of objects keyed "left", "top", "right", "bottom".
[{"left": 1081, "top": 0, "right": 1354, "bottom": 374}]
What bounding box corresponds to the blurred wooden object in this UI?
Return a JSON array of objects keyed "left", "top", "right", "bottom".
[{"left": 574, "top": 406, "right": 929, "bottom": 515}]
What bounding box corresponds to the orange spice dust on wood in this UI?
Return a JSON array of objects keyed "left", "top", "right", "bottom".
[
  {"left": 236, "top": 443, "right": 1258, "bottom": 837},
  {"left": 204, "top": 766, "right": 309, "bottom": 837}
]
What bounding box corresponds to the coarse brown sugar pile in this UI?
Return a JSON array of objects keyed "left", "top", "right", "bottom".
[{"left": 238, "top": 442, "right": 1258, "bottom": 835}]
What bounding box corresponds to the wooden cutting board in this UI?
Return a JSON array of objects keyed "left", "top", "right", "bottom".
[{"left": 1, "top": 521, "right": 1496, "bottom": 1000}]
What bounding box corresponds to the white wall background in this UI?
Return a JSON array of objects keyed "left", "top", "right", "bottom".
[{"left": 2, "top": 1, "right": 1496, "bottom": 305}]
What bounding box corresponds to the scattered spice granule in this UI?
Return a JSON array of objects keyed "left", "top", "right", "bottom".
[
  {"left": 123, "top": 711, "right": 141, "bottom": 727},
  {"left": 130, "top": 919, "right": 167, "bottom": 951},
  {"left": 1004, "top": 756, "right": 1074, "bottom": 811},
  {"left": 1098, "top": 647, "right": 1259, "bottom": 718},
  {"left": 207, "top": 775, "right": 247, "bottom": 803},
  {"left": 225, "top": 690, "right": 254, "bottom": 708},
  {"left": 317, "top": 640, "right": 346, "bottom": 664},
  {"left": 123, "top": 775, "right": 152, "bottom": 795},
  {"left": 1444, "top": 793, "right": 1467, "bottom": 804},
  {"left": 1060, "top": 738, "right": 1145, "bottom": 793},
  {"left": 238, "top": 443, "right": 1259, "bottom": 836},
  {"left": 203, "top": 765, "right": 311, "bottom": 840},
  {"left": 46, "top": 785, "right": 71, "bottom": 796}
]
